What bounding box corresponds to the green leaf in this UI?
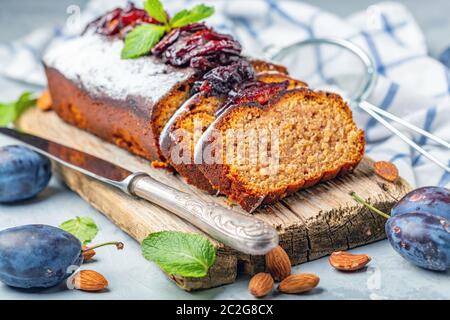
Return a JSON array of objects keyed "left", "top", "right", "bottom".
[
  {"left": 121, "top": 24, "right": 167, "bottom": 59},
  {"left": 59, "top": 216, "right": 98, "bottom": 245},
  {"left": 144, "top": 0, "right": 168, "bottom": 24},
  {"left": 0, "top": 103, "right": 16, "bottom": 127},
  {"left": 0, "top": 92, "right": 36, "bottom": 127},
  {"left": 141, "top": 231, "right": 216, "bottom": 278},
  {"left": 169, "top": 9, "right": 189, "bottom": 27},
  {"left": 170, "top": 4, "right": 215, "bottom": 28}
]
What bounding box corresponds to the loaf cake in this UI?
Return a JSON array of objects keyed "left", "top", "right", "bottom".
[{"left": 43, "top": 3, "right": 365, "bottom": 212}]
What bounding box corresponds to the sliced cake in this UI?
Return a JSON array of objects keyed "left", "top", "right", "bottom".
[
  {"left": 194, "top": 88, "right": 365, "bottom": 212},
  {"left": 160, "top": 72, "right": 307, "bottom": 193},
  {"left": 42, "top": 2, "right": 366, "bottom": 213}
]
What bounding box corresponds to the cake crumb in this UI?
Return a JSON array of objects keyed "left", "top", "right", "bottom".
[{"left": 151, "top": 160, "right": 174, "bottom": 172}]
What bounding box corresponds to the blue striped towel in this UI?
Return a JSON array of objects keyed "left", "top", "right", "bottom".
[{"left": 0, "top": 0, "right": 448, "bottom": 188}]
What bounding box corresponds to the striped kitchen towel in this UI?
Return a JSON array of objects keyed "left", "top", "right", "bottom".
[{"left": 0, "top": 0, "right": 448, "bottom": 188}]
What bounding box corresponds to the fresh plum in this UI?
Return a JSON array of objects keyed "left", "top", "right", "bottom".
[
  {"left": 0, "top": 145, "right": 52, "bottom": 203},
  {"left": 391, "top": 186, "right": 450, "bottom": 220},
  {"left": 386, "top": 212, "right": 450, "bottom": 271},
  {"left": 0, "top": 225, "right": 82, "bottom": 288}
]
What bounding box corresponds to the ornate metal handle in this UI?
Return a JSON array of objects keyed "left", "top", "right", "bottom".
[{"left": 127, "top": 173, "right": 279, "bottom": 255}]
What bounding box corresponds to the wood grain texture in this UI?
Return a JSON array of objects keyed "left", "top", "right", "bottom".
[{"left": 18, "top": 108, "right": 411, "bottom": 290}]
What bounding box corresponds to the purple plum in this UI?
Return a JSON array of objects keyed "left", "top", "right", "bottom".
[
  {"left": 0, "top": 145, "right": 52, "bottom": 203},
  {"left": 386, "top": 212, "right": 450, "bottom": 271},
  {"left": 0, "top": 225, "right": 83, "bottom": 288},
  {"left": 391, "top": 186, "right": 450, "bottom": 220}
]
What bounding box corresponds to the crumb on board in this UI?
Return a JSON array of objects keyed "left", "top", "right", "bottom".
[{"left": 151, "top": 160, "right": 175, "bottom": 172}]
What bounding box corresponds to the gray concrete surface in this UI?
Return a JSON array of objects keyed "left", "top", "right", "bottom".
[{"left": 0, "top": 0, "right": 449, "bottom": 300}]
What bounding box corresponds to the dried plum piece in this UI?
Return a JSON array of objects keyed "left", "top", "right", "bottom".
[
  {"left": 158, "top": 28, "right": 242, "bottom": 69},
  {"left": 189, "top": 52, "right": 241, "bottom": 71},
  {"left": 152, "top": 23, "right": 209, "bottom": 56},
  {"left": 216, "top": 80, "right": 289, "bottom": 116},
  {"left": 85, "top": 3, "right": 163, "bottom": 38},
  {"left": 192, "top": 60, "right": 256, "bottom": 95}
]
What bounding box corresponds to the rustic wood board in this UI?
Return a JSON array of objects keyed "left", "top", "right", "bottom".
[{"left": 18, "top": 108, "right": 411, "bottom": 291}]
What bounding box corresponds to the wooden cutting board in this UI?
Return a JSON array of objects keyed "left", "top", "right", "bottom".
[{"left": 18, "top": 108, "right": 411, "bottom": 291}]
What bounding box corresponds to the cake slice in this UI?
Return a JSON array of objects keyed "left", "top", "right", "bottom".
[
  {"left": 160, "top": 72, "right": 307, "bottom": 193},
  {"left": 194, "top": 88, "right": 365, "bottom": 212}
]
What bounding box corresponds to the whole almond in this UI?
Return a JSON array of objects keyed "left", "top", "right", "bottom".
[
  {"left": 278, "top": 274, "right": 320, "bottom": 294},
  {"left": 329, "top": 251, "right": 371, "bottom": 271},
  {"left": 82, "top": 245, "right": 96, "bottom": 262},
  {"left": 72, "top": 270, "right": 108, "bottom": 292},
  {"left": 374, "top": 161, "right": 399, "bottom": 182},
  {"left": 265, "top": 245, "right": 291, "bottom": 281},
  {"left": 248, "top": 273, "right": 274, "bottom": 298}
]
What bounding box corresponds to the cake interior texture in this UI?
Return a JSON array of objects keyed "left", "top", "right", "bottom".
[
  {"left": 170, "top": 74, "right": 305, "bottom": 156},
  {"left": 152, "top": 83, "right": 193, "bottom": 138},
  {"left": 199, "top": 89, "right": 365, "bottom": 210}
]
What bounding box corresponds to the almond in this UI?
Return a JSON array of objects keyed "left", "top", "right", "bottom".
[
  {"left": 374, "top": 161, "right": 399, "bottom": 182},
  {"left": 278, "top": 274, "right": 320, "bottom": 294},
  {"left": 248, "top": 272, "right": 274, "bottom": 298},
  {"left": 329, "top": 251, "right": 371, "bottom": 271},
  {"left": 36, "top": 90, "right": 52, "bottom": 111},
  {"left": 72, "top": 270, "right": 108, "bottom": 292},
  {"left": 82, "top": 245, "right": 96, "bottom": 262},
  {"left": 265, "top": 245, "right": 291, "bottom": 281}
]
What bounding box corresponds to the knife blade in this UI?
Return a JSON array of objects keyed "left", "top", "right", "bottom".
[{"left": 0, "top": 128, "right": 279, "bottom": 255}]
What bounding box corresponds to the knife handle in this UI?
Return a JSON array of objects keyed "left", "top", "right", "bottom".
[{"left": 127, "top": 173, "right": 278, "bottom": 255}]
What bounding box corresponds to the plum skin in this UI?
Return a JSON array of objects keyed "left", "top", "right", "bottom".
[
  {"left": 391, "top": 186, "right": 450, "bottom": 220},
  {"left": 0, "top": 225, "right": 83, "bottom": 288},
  {"left": 386, "top": 212, "right": 450, "bottom": 271},
  {"left": 0, "top": 145, "right": 52, "bottom": 203}
]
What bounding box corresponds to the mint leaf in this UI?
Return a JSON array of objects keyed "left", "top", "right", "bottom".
[
  {"left": 60, "top": 216, "right": 98, "bottom": 245},
  {"left": 0, "top": 92, "right": 36, "bottom": 127},
  {"left": 170, "top": 4, "right": 214, "bottom": 28},
  {"left": 121, "top": 24, "right": 167, "bottom": 59},
  {"left": 0, "top": 103, "right": 16, "bottom": 127},
  {"left": 169, "top": 9, "right": 189, "bottom": 27},
  {"left": 141, "top": 231, "right": 216, "bottom": 278},
  {"left": 14, "top": 92, "right": 36, "bottom": 116},
  {"left": 119, "top": 3, "right": 215, "bottom": 60},
  {"left": 144, "top": 0, "right": 168, "bottom": 24}
]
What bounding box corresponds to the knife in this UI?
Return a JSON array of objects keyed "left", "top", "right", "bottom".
[{"left": 0, "top": 128, "right": 278, "bottom": 255}]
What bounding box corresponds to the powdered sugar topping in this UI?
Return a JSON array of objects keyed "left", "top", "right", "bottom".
[{"left": 43, "top": 33, "right": 194, "bottom": 103}]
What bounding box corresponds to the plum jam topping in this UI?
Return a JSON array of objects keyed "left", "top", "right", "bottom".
[
  {"left": 152, "top": 23, "right": 209, "bottom": 55},
  {"left": 192, "top": 60, "right": 256, "bottom": 96},
  {"left": 86, "top": 3, "right": 162, "bottom": 38},
  {"left": 152, "top": 24, "right": 242, "bottom": 71},
  {"left": 216, "top": 81, "right": 290, "bottom": 116}
]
